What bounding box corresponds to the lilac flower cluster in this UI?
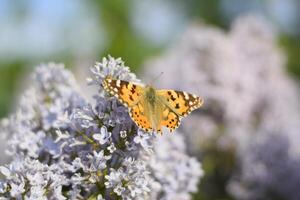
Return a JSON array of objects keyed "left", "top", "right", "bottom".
[
  {"left": 228, "top": 133, "right": 300, "bottom": 200},
  {"left": 0, "top": 57, "right": 203, "bottom": 199},
  {"left": 144, "top": 15, "right": 300, "bottom": 199}
]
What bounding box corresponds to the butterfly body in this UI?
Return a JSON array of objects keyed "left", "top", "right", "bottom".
[
  {"left": 142, "top": 86, "right": 166, "bottom": 132},
  {"left": 102, "top": 76, "right": 203, "bottom": 134}
]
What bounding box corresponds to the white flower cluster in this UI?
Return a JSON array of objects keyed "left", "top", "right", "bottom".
[
  {"left": 144, "top": 15, "right": 300, "bottom": 199},
  {"left": 147, "top": 133, "right": 204, "bottom": 200},
  {"left": 0, "top": 56, "right": 203, "bottom": 199}
]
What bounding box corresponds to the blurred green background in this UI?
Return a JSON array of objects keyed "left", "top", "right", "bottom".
[
  {"left": 1, "top": 0, "right": 300, "bottom": 118},
  {"left": 1, "top": 1, "right": 300, "bottom": 199}
]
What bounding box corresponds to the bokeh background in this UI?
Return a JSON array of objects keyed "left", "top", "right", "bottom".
[
  {"left": 1, "top": 0, "right": 300, "bottom": 117},
  {"left": 1, "top": 1, "right": 300, "bottom": 200}
]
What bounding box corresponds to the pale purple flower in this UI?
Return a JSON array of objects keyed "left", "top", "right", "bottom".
[
  {"left": 147, "top": 133, "right": 204, "bottom": 199},
  {"left": 120, "top": 130, "right": 127, "bottom": 138},
  {"left": 97, "top": 194, "right": 105, "bottom": 200},
  {"left": 93, "top": 126, "right": 112, "bottom": 145},
  {"left": 228, "top": 133, "right": 300, "bottom": 200},
  {"left": 143, "top": 14, "right": 300, "bottom": 199},
  {"left": 114, "top": 184, "right": 126, "bottom": 196},
  {"left": 134, "top": 130, "right": 154, "bottom": 153},
  {"left": 0, "top": 57, "right": 203, "bottom": 199},
  {"left": 104, "top": 168, "right": 122, "bottom": 188},
  {"left": 86, "top": 150, "right": 111, "bottom": 171},
  {"left": 107, "top": 143, "right": 116, "bottom": 153}
]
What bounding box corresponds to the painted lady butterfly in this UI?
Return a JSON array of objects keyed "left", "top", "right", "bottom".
[{"left": 102, "top": 76, "right": 204, "bottom": 134}]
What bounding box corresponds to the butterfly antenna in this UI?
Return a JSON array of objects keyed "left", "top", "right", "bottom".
[{"left": 150, "top": 71, "right": 164, "bottom": 85}]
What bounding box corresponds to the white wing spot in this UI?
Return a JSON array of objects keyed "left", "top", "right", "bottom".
[
  {"left": 183, "top": 92, "right": 189, "bottom": 100},
  {"left": 116, "top": 80, "right": 121, "bottom": 87}
]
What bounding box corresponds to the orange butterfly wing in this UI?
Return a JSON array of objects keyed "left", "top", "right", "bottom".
[
  {"left": 158, "top": 107, "right": 181, "bottom": 133},
  {"left": 156, "top": 90, "right": 204, "bottom": 117},
  {"left": 102, "top": 77, "right": 153, "bottom": 132},
  {"left": 156, "top": 90, "right": 203, "bottom": 132},
  {"left": 129, "top": 103, "right": 153, "bottom": 132},
  {"left": 102, "top": 77, "right": 143, "bottom": 107}
]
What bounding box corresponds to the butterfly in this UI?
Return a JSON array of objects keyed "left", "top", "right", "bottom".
[{"left": 102, "top": 76, "right": 204, "bottom": 134}]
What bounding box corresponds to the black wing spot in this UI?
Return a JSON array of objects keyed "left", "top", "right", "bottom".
[
  {"left": 170, "top": 96, "right": 176, "bottom": 101},
  {"left": 130, "top": 87, "right": 136, "bottom": 93},
  {"left": 184, "top": 101, "right": 189, "bottom": 107},
  {"left": 175, "top": 103, "right": 180, "bottom": 109},
  {"left": 129, "top": 95, "right": 134, "bottom": 101}
]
